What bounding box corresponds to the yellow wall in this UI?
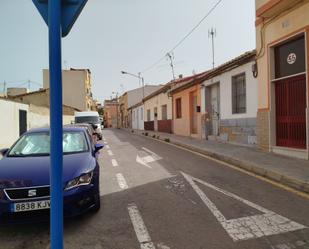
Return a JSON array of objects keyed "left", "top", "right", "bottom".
[
  {"left": 43, "top": 69, "right": 91, "bottom": 111},
  {"left": 256, "top": 1, "right": 309, "bottom": 109},
  {"left": 172, "top": 84, "right": 202, "bottom": 138}
]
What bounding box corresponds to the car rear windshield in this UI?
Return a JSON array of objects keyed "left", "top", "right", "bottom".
[
  {"left": 75, "top": 116, "right": 99, "bottom": 124},
  {"left": 8, "top": 131, "right": 88, "bottom": 157}
]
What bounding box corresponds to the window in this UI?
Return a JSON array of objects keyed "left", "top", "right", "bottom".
[
  {"left": 232, "top": 73, "right": 246, "bottom": 114},
  {"left": 147, "top": 109, "right": 151, "bottom": 121},
  {"left": 176, "top": 98, "right": 182, "bottom": 119},
  {"left": 141, "top": 108, "right": 143, "bottom": 120},
  {"left": 8, "top": 131, "right": 88, "bottom": 157},
  {"left": 162, "top": 105, "right": 167, "bottom": 120}
]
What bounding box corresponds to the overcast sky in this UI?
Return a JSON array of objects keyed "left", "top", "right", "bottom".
[{"left": 0, "top": 0, "right": 255, "bottom": 102}]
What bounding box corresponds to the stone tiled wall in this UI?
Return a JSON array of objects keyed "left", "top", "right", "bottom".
[
  {"left": 144, "top": 121, "right": 154, "bottom": 131},
  {"left": 256, "top": 109, "right": 270, "bottom": 151},
  {"left": 158, "top": 120, "right": 172, "bottom": 133},
  {"left": 219, "top": 117, "right": 257, "bottom": 145}
]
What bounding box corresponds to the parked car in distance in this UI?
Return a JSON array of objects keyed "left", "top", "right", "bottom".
[
  {"left": 0, "top": 126, "right": 104, "bottom": 223},
  {"left": 65, "top": 123, "right": 98, "bottom": 144},
  {"left": 74, "top": 111, "right": 103, "bottom": 140}
]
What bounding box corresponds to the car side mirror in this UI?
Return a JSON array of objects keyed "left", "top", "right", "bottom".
[
  {"left": 94, "top": 144, "right": 104, "bottom": 153},
  {"left": 0, "top": 148, "right": 9, "bottom": 156}
]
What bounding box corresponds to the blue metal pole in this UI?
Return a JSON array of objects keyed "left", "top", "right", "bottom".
[{"left": 48, "top": 0, "right": 63, "bottom": 249}]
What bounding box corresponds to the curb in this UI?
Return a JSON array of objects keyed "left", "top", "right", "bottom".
[{"left": 126, "top": 129, "right": 309, "bottom": 195}]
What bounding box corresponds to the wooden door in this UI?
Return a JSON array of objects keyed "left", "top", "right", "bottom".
[{"left": 190, "top": 92, "right": 198, "bottom": 134}]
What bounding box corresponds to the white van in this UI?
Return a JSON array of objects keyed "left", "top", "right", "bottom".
[{"left": 74, "top": 111, "right": 103, "bottom": 140}]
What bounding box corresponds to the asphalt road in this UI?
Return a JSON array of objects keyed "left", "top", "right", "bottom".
[{"left": 0, "top": 128, "right": 309, "bottom": 249}]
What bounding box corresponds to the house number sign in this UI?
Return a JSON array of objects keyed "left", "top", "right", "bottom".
[{"left": 287, "top": 53, "right": 297, "bottom": 65}]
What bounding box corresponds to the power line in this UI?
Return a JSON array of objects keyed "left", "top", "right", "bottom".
[{"left": 141, "top": 0, "right": 224, "bottom": 73}]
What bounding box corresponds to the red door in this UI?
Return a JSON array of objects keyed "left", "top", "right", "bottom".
[{"left": 275, "top": 74, "right": 307, "bottom": 149}]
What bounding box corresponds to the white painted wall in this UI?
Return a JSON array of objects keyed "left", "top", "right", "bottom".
[
  {"left": 127, "top": 86, "right": 162, "bottom": 108},
  {"left": 132, "top": 105, "right": 144, "bottom": 130},
  {"left": 201, "top": 62, "right": 258, "bottom": 120},
  {"left": 0, "top": 99, "right": 74, "bottom": 149},
  {"left": 143, "top": 92, "right": 172, "bottom": 121},
  {"left": 0, "top": 99, "right": 28, "bottom": 148}
]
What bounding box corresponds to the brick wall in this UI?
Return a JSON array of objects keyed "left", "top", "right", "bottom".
[
  {"left": 144, "top": 121, "right": 154, "bottom": 131},
  {"left": 158, "top": 120, "right": 172, "bottom": 133},
  {"left": 256, "top": 109, "right": 270, "bottom": 151}
]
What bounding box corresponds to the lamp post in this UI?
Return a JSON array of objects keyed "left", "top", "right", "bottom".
[{"left": 121, "top": 71, "right": 145, "bottom": 99}]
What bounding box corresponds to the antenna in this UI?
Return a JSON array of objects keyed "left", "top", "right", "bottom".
[
  {"left": 166, "top": 52, "right": 176, "bottom": 80},
  {"left": 208, "top": 28, "right": 216, "bottom": 69}
]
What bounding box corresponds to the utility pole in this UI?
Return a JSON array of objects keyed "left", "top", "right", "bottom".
[
  {"left": 28, "top": 80, "right": 31, "bottom": 92},
  {"left": 138, "top": 72, "right": 145, "bottom": 99},
  {"left": 3, "top": 81, "right": 6, "bottom": 95},
  {"left": 208, "top": 28, "right": 216, "bottom": 69},
  {"left": 166, "top": 52, "right": 176, "bottom": 80}
]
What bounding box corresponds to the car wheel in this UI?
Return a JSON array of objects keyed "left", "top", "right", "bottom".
[{"left": 92, "top": 194, "right": 101, "bottom": 212}]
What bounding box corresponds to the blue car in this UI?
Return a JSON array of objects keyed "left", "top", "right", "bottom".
[{"left": 0, "top": 127, "right": 104, "bottom": 223}]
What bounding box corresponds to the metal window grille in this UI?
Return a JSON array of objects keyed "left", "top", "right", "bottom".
[
  {"left": 147, "top": 109, "right": 151, "bottom": 121},
  {"left": 232, "top": 73, "right": 246, "bottom": 114},
  {"left": 162, "top": 105, "right": 167, "bottom": 120},
  {"left": 176, "top": 98, "right": 182, "bottom": 119}
]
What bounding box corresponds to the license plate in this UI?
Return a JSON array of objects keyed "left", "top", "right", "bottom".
[{"left": 12, "top": 200, "right": 50, "bottom": 212}]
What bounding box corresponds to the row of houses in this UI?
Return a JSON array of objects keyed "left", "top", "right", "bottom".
[
  {"left": 105, "top": 0, "right": 309, "bottom": 160},
  {"left": 128, "top": 51, "right": 258, "bottom": 146}
]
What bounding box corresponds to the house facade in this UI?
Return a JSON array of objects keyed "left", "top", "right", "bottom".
[
  {"left": 119, "top": 93, "right": 129, "bottom": 128},
  {"left": 119, "top": 85, "right": 162, "bottom": 129},
  {"left": 170, "top": 74, "right": 206, "bottom": 138},
  {"left": 43, "top": 68, "right": 94, "bottom": 111},
  {"left": 201, "top": 50, "right": 258, "bottom": 145},
  {"left": 256, "top": 0, "right": 309, "bottom": 159},
  {"left": 103, "top": 99, "right": 119, "bottom": 128},
  {"left": 143, "top": 84, "right": 173, "bottom": 133},
  {"left": 130, "top": 102, "right": 144, "bottom": 130}
]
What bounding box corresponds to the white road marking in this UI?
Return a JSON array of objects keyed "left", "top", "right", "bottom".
[
  {"left": 111, "top": 159, "right": 119, "bottom": 167},
  {"left": 182, "top": 172, "right": 306, "bottom": 242},
  {"left": 136, "top": 155, "right": 153, "bottom": 168},
  {"left": 157, "top": 243, "right": 170, "bottom": 249},
  {"left": 105, "top": 145, "right": 110, "bottom": 149},
  {"left": 142, "top": 147, "right": 161, "bottom": 160},
  {"left": 128, "top": 203, "right": 156, "bottom": 249},
  {"left": 136, "top": 148, "right": 162, "bottom": 168},
  {"left": 142, "top": 147, "right": 156, "bottom": 154},
  {"left": 116, "top": 173, "right": 128, "bottom": 189},
  {"left": 107, "top": 150, "right": 114, "bottom": 156}
]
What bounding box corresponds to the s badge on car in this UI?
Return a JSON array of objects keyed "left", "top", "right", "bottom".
[{"left": 28, "top": 189, "right": 37, "bottom": 197}]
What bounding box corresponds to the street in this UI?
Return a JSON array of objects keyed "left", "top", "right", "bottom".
[{"left": 0, "top": 128, "right": 308, "bottom": 249}]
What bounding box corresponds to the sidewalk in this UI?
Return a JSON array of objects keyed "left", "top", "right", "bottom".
[{"left": 126, "top": 129, "right": 309, "bottom": 194}]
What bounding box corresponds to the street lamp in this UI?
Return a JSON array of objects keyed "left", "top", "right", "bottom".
[{"left": 121, "top": 71, "right": 145, "bottom": 99}]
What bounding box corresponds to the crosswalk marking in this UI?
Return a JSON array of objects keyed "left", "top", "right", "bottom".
[
  {"left": 107, "top": 150, "right": 114, "bottom": 156},
  {"left": 116, "top": 173, "right": 128, "bottom": 189},
  {"left": 111, "top": 159, "right": 118, "bottom": 167},
  {"left": 182, "top": 172, "right": 306, "bottom": 242},
  {"left": 128, "top": 203, "right": 156, "bottom": 249}
]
